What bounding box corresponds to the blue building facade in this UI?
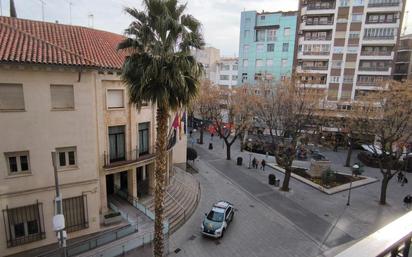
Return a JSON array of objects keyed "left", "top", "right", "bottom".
[{"left": 237, "top": 11, "right": 298, "bottom": 85}]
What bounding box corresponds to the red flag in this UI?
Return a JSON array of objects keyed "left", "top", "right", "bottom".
[{"left": 172, "top": 113, "right": 179, "bottom": 129}]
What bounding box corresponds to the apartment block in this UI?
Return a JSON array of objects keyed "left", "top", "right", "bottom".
[
  {"left": 192, "top": 46, "right": 221, "bottom": 82},
  {"left": 394, "top": 34, "right": 412, "bottom": 81},
  {"left": 238, "top": 11, "right": 298, "bottom": 85},
  {"left": 215, "top": 58, "right": 239, "bottom": 89},
  {"left": 296, "top": 0, "right": 406, "bottom": 105},
  {"left": 0, "top": 17, "right": 186, "bottom": 256}
]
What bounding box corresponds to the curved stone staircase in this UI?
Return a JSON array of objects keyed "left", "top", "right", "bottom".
[{"left": 140, "top": 167, "right": 200, "bottom": 233}]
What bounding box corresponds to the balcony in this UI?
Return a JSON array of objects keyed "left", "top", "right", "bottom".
[
  {"left": 365, "top": 19, "right": 398, "bottom": 24},
  {"left": 359, "top": 66, "right": 391, "bottom": 72},
  {"left": 361, "top": 51, "right": 392, "bottom": 56},
  {"left": 307, "top": 4, "right": 335, "bottom": 10},
  {"left": 363, "top": 35, "right": 395, "bottom": 40},
  {"left": 302, "top": 51, "right": 330, "bottom": 56},
  {"left": 304, "top": 36, "right": 332, "bottom": 41},
  {"left": 302, "top": 66, "right": 328, "bottom": 70},
  {"left": 103, "top": 146, "right": 156, "bottom": 170},
  {"left": 368, "top": 1, "right": 400, "bottom": 7},
  {"left": 306, "top": 20, "right": 334, "bottom": 26}
]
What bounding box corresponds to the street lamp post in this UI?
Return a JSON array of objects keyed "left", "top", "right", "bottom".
[{"left": 347, "top": 163, "right": 360, "bottom": 206}]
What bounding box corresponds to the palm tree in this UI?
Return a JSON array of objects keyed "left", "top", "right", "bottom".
[{"left": 118, "top": 1, "right": 204, "bottom": 256}]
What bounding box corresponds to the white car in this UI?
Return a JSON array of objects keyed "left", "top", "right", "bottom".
[{"left": 201, "top": 201, "right": 234, "bottom": 238}]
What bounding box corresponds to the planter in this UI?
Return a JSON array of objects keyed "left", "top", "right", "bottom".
[{"left": 103, "top": 212, "right": 122, "bottom": 225}]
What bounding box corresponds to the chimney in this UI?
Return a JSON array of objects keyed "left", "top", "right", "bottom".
[{"left": 10, "top": 0, "right": 17, "bottom": 18}]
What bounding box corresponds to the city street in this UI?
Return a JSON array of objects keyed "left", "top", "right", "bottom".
[{"left": 168, "top": 133, "right": 411, "bottom": 257}]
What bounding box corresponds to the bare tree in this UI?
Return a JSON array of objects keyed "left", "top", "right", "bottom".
[
  {"left": 255, "top": 78, "right": 323, "bottom": 191},
  {"left": 205, "top": 86, "right": 256, "bottom": 160},
  {"left": 353, "top": 80, "right": 412, "bottom": 205}
]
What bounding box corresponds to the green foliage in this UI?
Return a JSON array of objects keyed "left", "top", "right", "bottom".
[{"left": 321, "top": 168, "right": 336, "bottom": 185}]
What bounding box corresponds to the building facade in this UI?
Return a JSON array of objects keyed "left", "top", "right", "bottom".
[
  {"left": 0, "top": 17, "right": 186, "bottom": 256},
  {"left": 237, "top": 11, "right": 298, "bottom": 85},
  {"left": 192, "top": 46, "right": 221, "bottom": 83},
  {"left": 215, "top": 58, "right": 239, "bottom": 89},
  {"left": 394, "top": 34, "right": 412, "bottom": 81},
  {"left": 296, "top": 0, "right": 406, "bottom": 106}
]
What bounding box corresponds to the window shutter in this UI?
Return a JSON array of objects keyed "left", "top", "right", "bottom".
[
  {"left": 50, "top": 85, "right": 74, "bottom": 109},
  {"left": 107, "top": 89, "right": 124, "bottom": 108},
  {"left": 0, "top": 84, "right": 25, "bottom": 110}
]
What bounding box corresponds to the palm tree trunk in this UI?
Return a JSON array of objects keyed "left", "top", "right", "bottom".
[{"left": 153, "top": 106, "right": 168, "bottom": 257}]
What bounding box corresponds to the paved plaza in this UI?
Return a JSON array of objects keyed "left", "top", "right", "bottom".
[{"left": 167, "top": 132, "right": 411, "bottom": 257}]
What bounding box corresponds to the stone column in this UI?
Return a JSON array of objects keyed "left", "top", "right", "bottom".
[
  {"left": 128, "top": 168, "right": 137, "bottom": 199},
  {"left": 100, "top": 173, "right": 108, "bottom": 213}
]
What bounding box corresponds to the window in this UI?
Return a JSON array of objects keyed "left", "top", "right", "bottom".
[
  {"left": 107, "top": 89, "right": 124, "bottom": 109},
  {"left": 256, "top": 30, "right": 265, "bottom": 42},
  {"left": 349, "top": 31, "right": 360, "bottom": 39},
  {"left": 330, "top": 76, "right": 340, "bottom": 83},
  {"left": 353, "top": 0, "right": 364, "bottom": 6},
  {"left": 109, "top": 126, "right": 125, "bottom": 163},
  {"left": 0, "top": 84, "right": 25, "bottom": 111},
  {"left": 282, "top": 43, "right": 289, "bottom": 52},
  {"left": 333, "top": 47, "right": 344, "bottom": 54},
  {"left": 50, "top": 85, "right": 74, "bottom": 110},
  {"left": 332, "top": 60, "right": 343, "bottom": 68},
  {"left": 63, "top": 195, "right": 88, "bottom": 233},
  {"left": 245, "top": 17, "right": 251, "bottom": 24},
  {"left": 267, "top": 59, "right": 273, "bottom": 67},
  {"left": 256, "top": 59, "right": 264, "bottom": 67},
  {"left": 244, "top": 30, "right": 250, "bottom": 38},
  {"left": 222, "top": 65, "right": 230, "bottom": 71},
  {"left": 56, "top": 147, "right": 77, "bottom": 169},
  {"left": 267, "top": 29, "right": 277, "bottom": 41},
  {"left": 260, "top": 15, "right": 265, "bottom": 20},
  {"left": 138, "top": 122, "right": 150, "bottom": 155},
  {"left": 232, "top": 75, "right": 238, "bottom": 80},
  {"left": 257, "top": 44, "right": 265, "bottom": 52},
  {"left": 340, "top": 0, "right": 349, "bottom": 6},
  {"left": 343, "top": 75, "right": 354, "bottom": 83},
  {"left": 232, "top": 65, "right": 238, "bottom": 71},
  {"left": 352, "top": 14, "right": 363, "bottom": 22},
  {"left": 267, "top": 43, "right": 275, "bottom": 52},
  {"left": 220, "top": 75, "right": 230, "bottom": 80},
  {"left": 347, "top": 46, "right": 359, "bottom": 53},
  {"left": 2, "top": 202, "right": 45, "bottom": 247},
  {"left": 243, "top": 44, "right": 250, "bottom": 56},
  {"left": 242, "top": 73, "right": 248, "bottom": 82},
  {"left": 4, "top": 151, "right": 30, "bottom": 175},
  {"left": 284, "top": 27, "right": 291, "bottom": 37},
  {"left": 243, "top": 59, "right": 249, "bottom": 67},
  {"left": 281, "top": 59, "right": 288, "bottom": 68},
  {"left": 281, "top": 75, "right": 287, "bottom": 81}
]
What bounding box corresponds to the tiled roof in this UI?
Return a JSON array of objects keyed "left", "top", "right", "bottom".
[{"left": 0, "top": 16, "right": 127, "bottom": 70}]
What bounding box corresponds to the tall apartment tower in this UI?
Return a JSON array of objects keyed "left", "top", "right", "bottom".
[
  {"left": 394, "top": 34, "right": 412, "bottom": 81},
  {"left": 238, "top": 11, "right": 298, "bottom": 85},
  {"left": 296, "top": 0, "right": 406, "bottom": 106}
]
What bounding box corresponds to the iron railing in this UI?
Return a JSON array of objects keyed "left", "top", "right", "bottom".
[
  {"left": 2, "top": 201, "right": 46, "bottom": 248},
  {"left": 368, "top": 1, "right": 400, "bottom": 7},
  {"left": 302, "top": 66, "right": 329, "bottom": 70},
  {"left": 364, "top": 36, "right": 395, "bottom": 40},
  {"left": 307, "top": 4, "right": 335, "bottom": 10},
  {"left": 63, "top": 195, "right": 89, "bottom": 233},
  {"left": 306, "top": 20, "right": 334, "bottom": 25},
  {"left": 302, "top": 51, "right": 330, "bottom": 56},
  {"left": 359, "top": 66, "right": 391, "bottom": 71},
  {"left": 361, "top": 51, "right": 392, "bottom": 56},
  {"left": 103, "top": 145, "right": 156, "bottom": 168}
]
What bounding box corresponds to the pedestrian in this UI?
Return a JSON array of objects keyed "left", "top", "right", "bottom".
[
  {"left": 261, "top": 159, "right": 266, "bottom": 171},
  {"left": 211, "top": 133, "right": 214, "bottom": 141},
  {"left": 403, "top": 194, "right": 412, "bottom": 209},
  {"left": 252, "top": 157, "right": 257, "bottom": 169},
  {"left": 402, "top": 176, "right": 408, "bottom": 187},
  {"left": 398, "top": 171, "right": 404, "bottom": 183},
  {"left": 189, "top": 130, "right": 193, "bottom": 138},
  {"left": 256, "top": 159, "right": 260, "bottom": 170}
]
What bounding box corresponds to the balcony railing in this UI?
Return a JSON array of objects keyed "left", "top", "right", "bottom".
[
  {"left": 306, "top": 20, "right": 334, "bottom": 26},
  {"left": 302, "top": 66, "right": 328, "bottom": 70},
  {"left": 104, "top": 145, "right": 156, "bottom": 168},
  {"left": 304, "top": 36, "right": 332, "bottom": 41},
  {"left": 366, "top": 19, "right": 398, "bottom": 24},
  {"left": 364, "top": 36, "right": 395, "bottom": 40},
  {"left": 307, "top": 4, "right": 335, "bottom": 10},
  {"left": 361, "top": 51, "right": 392, "bottom": 56},
  {"left": 302, "top": 51, "right": 330, "bottom": 56},
  {"left": 357, "top": 82, "right": 380, "bottom": 86},
  {"left": 368, "top": 1, "right": 400, "bottom": 7},
  {"left": 359, "top": 66, "right": 391, "bottom": 71}
]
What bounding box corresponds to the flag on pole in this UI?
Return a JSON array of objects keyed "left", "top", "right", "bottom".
[
  {"left": 172, "top": 113, "right": 179, "bottom": 129},
  {"left": 182, "top": 112, "right": 187, "bottom": 134},
  {"left": 179, "top": 112, "right": 183, "bottom": 140}
]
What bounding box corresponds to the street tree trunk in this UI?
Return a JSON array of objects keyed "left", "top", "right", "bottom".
[
  {"left": 281, "top": 166, "right": 291, "bottom": 192},
  {"left": 153, "top": 106, "right": 168, "bottom": 257},
  {"left": 345, "top": 139, "right": 353, "bottom": 167},
  {"left": 379, "top": 173, "right": 389, "bottom": 205},
  {"left": 226, "top": 143, "right": 231, "bottom": 160},
  {"left": 199, "top": 124, "right": 204, "bottom": 144}
]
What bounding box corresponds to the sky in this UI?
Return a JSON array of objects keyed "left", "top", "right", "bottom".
[{"left": 1, "top": 0, "right": 412, "bottom": 56}]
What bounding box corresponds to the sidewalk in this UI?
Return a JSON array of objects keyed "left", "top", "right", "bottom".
[{"left": 190, "top": 131, "right": 411, "bottom": 242}]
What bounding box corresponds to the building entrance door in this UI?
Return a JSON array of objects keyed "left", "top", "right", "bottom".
[{"left": 106, "top": 174, "right": 114, "bottom": 195}]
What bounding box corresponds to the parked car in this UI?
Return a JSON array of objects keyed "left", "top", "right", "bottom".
[{"left": 201, "top": 201, "right": 234, "bottom": 238}]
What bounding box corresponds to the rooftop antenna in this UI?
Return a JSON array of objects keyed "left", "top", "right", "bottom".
[
  {"left": 38, "top": 0, "right": 45, "bottom": 21},
  {"left": 0, "top": 0, "right": 3, "bottom": 16},
  {"left": 10, "top": 0, "right": 17, "bottom": 17},
  {"left": 64, "top": 0, "right": 73, "bottom": 25},
  {"left": 88, "top": 13, "right": 94, "bottom": 28}
]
